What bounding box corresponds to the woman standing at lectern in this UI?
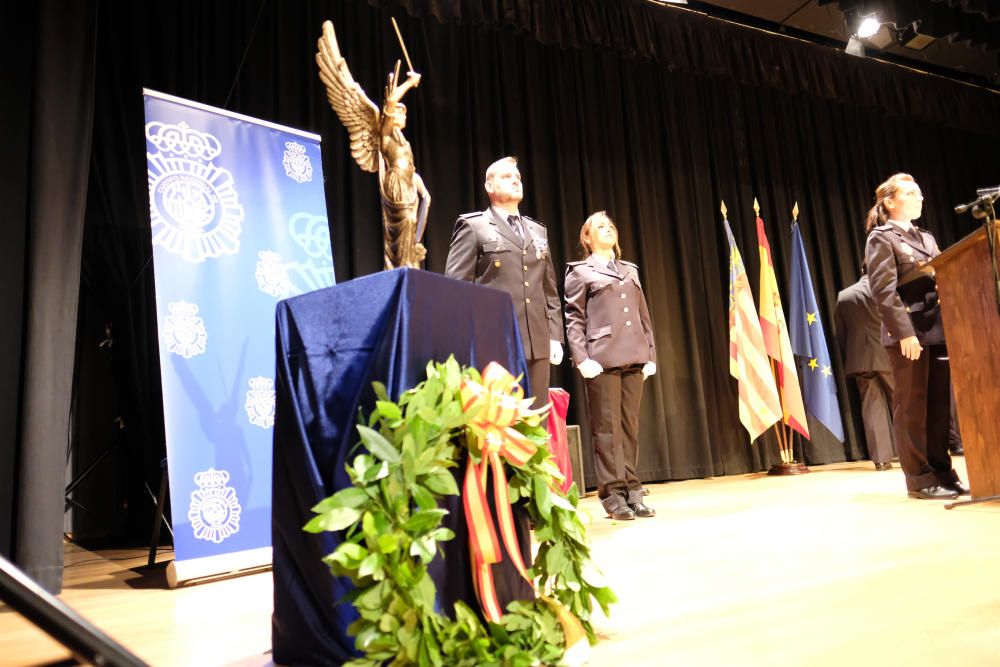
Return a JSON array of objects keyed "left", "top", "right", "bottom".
[
  {"left": 864, "top": 173, "right": 966, "bottom": 500},
  {"left": 564, "top": 212, "right": 657, "bottom": 521}
]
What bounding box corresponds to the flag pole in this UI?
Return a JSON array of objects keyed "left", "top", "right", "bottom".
[
  {"left": 785, "top": 200, "right": 798, "bottom": 464},
  {"left": 768, "top": 357, "right": 788, "bottom": 462},
  {"left": 761, "top": 198, "right": 809, "bottom": 475},
  {"left": 759, "top": 198, "right": 788, "bottom": 465}
]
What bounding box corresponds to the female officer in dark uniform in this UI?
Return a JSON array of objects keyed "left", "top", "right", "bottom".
[
  {"left": 564, "top": 212, "right": 657, "bottom": 520},
  {"left": 863, "top": 173, "right": 966, "bottom": 499}
]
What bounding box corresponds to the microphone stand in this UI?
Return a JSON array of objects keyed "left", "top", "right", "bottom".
[{"left": 954, "top": 191, "right": 1000, "bottom": 316}]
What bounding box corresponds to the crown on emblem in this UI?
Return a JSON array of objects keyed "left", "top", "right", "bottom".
[
  {"left": 168, "top": 301, "right": 199, "bottom": 316},
  {"left": 194, "top": 468, "right": 229, "bottom": 488},
  {"left": 145, "top": 121, "right": 223, "bottom": 161},
  {"left": 285, "top": 141, "right": 306, "bottom": 155},
  {"left": 249, "top": 377, "right": 273, "bottom": 391}
]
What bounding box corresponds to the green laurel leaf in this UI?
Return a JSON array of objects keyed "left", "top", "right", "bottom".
[{"left": 358, "top": 424, "right": 401, "bottom": 463}]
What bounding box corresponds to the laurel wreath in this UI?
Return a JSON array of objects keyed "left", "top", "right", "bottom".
[{"left": 304, "top": 357, "right": 616, "bottom": 666}]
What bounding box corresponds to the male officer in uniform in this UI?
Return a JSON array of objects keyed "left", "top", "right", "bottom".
[
  {"left": 835, "top": 273, "right": 896, "bottom": 470},
  {"left": 444, "top": 157, "right": 564, "bottom": 408}
]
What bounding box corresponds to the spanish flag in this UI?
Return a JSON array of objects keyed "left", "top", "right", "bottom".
[
  {"left": 756, "top": 216, "right": 810, "bottom": 439},
  {"left": 724, "top": 218, "right": 781, "bottom": 442}
]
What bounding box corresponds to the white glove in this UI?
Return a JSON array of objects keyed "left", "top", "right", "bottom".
[
  {"left": 549, "top": 340, "right": 564, "bottom": 365},
  {"left": 578, "top": 359, "right": 603, "bottom": 379},
  {"left": 642, "top": 362, "right": 657, "bottom": 379}
]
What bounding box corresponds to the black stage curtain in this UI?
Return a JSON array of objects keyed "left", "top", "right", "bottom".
[
  {"left": 0, "top": 0, "right": 97, "bottom": 591},
  {"left": 0, "top": 0, "right": 32, "bottom": 561},
  {"left": 8, "top": 0, "right": 1000, "bottom": 578}
]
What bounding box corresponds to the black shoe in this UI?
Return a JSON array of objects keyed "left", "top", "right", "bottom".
[
  {"left": 946, "top": 480, "right": 970, "bottom": 496},
  {"left": 608, "top": 505, "right": 636, "bottom": 521},
  {"left": 874, "top": 462, "right": 893, "bottom": 471},
  {"left": 629, "top": 502, "right": 656, "bottom": 518},
  {"left": 907, "top": 485, "right": 959, "bottom": 500},
  {"left": 949, "top": 444, "right": 964, "bottom": 456}
]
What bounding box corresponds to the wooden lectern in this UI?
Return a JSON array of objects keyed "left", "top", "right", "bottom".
[{"left": 930, "top": 223, "right": 1000, "bottom": 499}]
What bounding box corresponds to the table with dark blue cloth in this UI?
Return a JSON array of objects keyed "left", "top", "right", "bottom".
[{"left": 271, "top": 268, "right": 532, "bottom": 666}]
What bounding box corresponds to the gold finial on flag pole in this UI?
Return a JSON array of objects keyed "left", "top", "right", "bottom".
[
  {"left": 720, "top": 200, "right": 728, "bottom": 219},
  {"left": 753, "top": 197, "right": 760, "bottom": 218},
  {"left": 792, "top": 202, "right": 800, "bottom": 222}
]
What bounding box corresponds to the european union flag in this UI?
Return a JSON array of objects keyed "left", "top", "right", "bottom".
[{"left": 788, "top": 220, "right": 844, "bottom": 442}]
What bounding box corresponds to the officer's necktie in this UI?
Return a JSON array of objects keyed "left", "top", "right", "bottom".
[{"left": 507, "top": 215, "right": 523, "bottom": 240}]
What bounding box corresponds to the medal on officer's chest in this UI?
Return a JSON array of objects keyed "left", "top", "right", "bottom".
[{"left": 531, "top": 237, "right": 547, "bottom": 260}]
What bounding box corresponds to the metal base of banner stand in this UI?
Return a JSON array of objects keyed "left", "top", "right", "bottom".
[
  {"left": 767, "top": 462, "right": 810, "bottom": 476},
  {"left": 944, "top": 495, "right": 1000, "bottom": 510},
  {"left": 166, "top": 546, "right": 272, "bottom": 588}
]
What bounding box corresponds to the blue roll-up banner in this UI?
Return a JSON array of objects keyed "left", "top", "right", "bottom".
[{"left": 143, "top": 89, "right": 334, "bottom": 585}]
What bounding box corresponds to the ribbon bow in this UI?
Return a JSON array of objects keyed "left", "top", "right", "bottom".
[
  {"left": 459, "top": 363, "right": 541, "bottom": 619},
  {"left": 459, "top": 363, "right": 587, "bottom": 658}
]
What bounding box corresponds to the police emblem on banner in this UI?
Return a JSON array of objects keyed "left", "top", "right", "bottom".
[
  {"left": 255, "top": 250, "right": 293, "bottom": 298},
  {"left": 188, "top": 468, "right": 241, "bottom": 544},
  {"left": 145, "top": 121, "right": 245, "bottom": 263},
  {"left": 245, "top": 377, "right": 275, "bottom": 429},
  {"left": 286, "top": 212, "right": 335, "bottom": 294},
  {"left": 162, "top": 301, "right": 208, "bottom": 358},
  {"left": 282, "top": 141, "right": 313, "bottom": 183}
]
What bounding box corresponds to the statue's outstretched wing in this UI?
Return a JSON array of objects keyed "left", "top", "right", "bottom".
[{"left": 316, "top": 20, "right": 379, "bottom": 173}]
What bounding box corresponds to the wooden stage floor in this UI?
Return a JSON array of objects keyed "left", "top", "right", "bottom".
[{"left": 3, "top": 458, "right": 999, "bottom": 666}]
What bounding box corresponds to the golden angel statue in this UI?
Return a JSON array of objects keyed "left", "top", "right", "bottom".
[{"left": 316, "top": 20, "right": 430, "bottom": 270}]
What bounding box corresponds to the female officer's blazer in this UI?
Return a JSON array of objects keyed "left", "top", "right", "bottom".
[
  {"left": 564, "top": 255, "right": 656, "bottom": 369},
  {"left": 864, "top": 223, "right": 945, "bottom": 347}
]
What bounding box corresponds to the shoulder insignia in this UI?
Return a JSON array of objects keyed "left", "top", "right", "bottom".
[
  {"left": 458, "top": 211, "right": 485, "bottom": 221},
  {"left": 566, "top": 260, "right": 587, "bottom": 267},
  {"left": 870, "top": 224, "right": 893, "bottom": 232},
  {"left": 620, "top": 260, "right": 638, "bottom": 268}
]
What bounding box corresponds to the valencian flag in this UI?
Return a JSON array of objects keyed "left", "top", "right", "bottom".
[
  {"left": 724, "top": 217, "right": 782, "bottom": 442},
  {"left": 788, "top": 220, "right": 845, "bottom": 441},
  {"left": 756, "top": 215, "right": 810, "bottom": 439}
]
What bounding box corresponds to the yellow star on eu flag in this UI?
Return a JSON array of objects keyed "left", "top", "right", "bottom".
[
  {"left": 806, "top": 312, "right": 817, "bottom": 325},
  {"left": 808, "top": 358, "right": 819, "bottom": 370}
]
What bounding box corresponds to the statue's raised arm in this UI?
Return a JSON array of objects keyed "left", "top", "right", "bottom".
[{"left": 316, "top": 20, "right": 430, "bottom": 269}]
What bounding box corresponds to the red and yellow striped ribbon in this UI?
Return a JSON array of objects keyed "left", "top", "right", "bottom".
[{"left": 459, "top": 363, "right": 588, "bottom": 657}]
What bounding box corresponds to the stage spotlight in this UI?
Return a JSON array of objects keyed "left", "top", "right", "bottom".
[
  {"left": 845, "top": 12, "right": 880, "bottom": 58},
  {"left": 857, "top": 16, "right": 880, "bottom": 39},
  {"left": 895, "top": 22, "right": 935, "bottom": 51},
  {"left": 867, "top": 26, "right": 897, "bottom": 50}
]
